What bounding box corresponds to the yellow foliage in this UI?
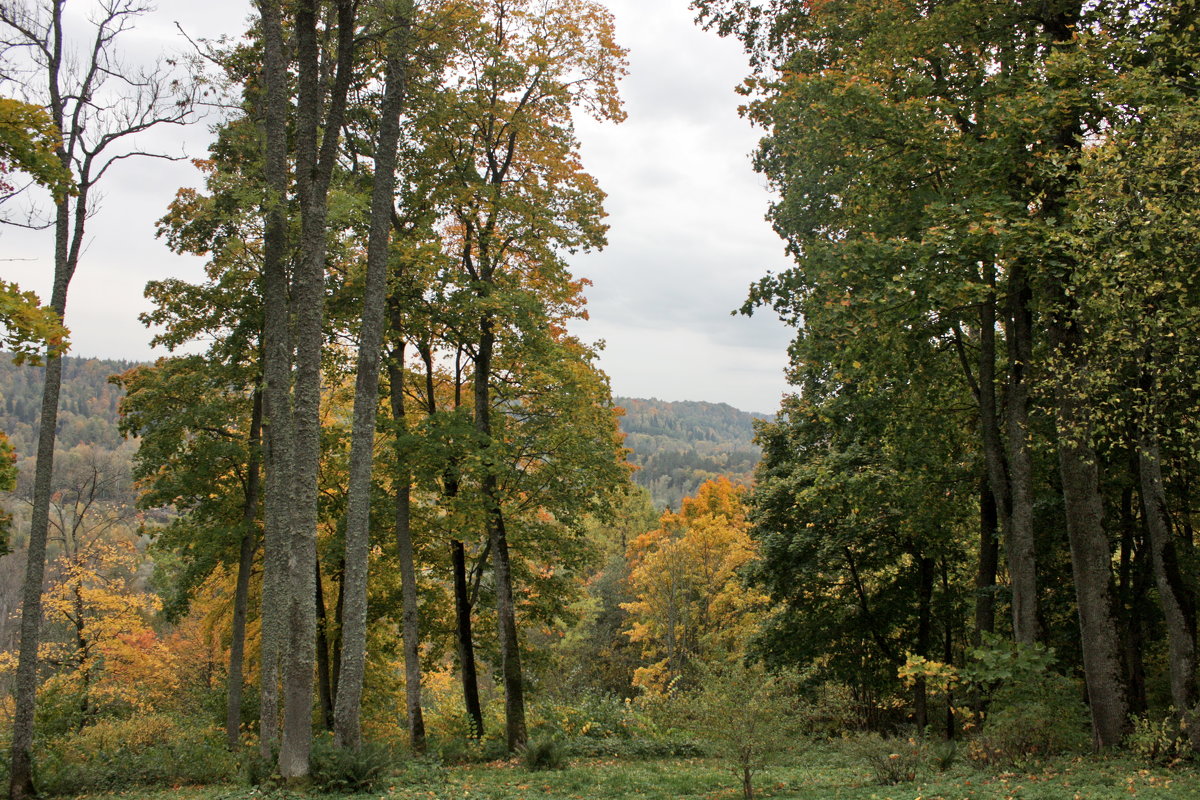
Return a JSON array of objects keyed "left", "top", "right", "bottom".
[{"left": 622, "top": 479, "right": 766, "bottom": 692}]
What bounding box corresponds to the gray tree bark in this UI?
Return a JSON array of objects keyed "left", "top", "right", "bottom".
[
  {"left": 334, "top": 0, "right": 414, "bottom": 749},
  {"left": 279, "top": 0, "right": 358, "bottom": 778},
  {"left": 227, "top": 387, "right": 263, "bottom": 750},
  {"left": 387, "top": 338, "right": 427, "bottom": 752},
  {"left": 1004, "top": 265, "right": 1043, "bottom": 645},
  {"left": 1138, "top": 436, "right": 1197, "bottom": 717},
  {"left": 254, "top": 0, "right": 293, "bottom": 761}
]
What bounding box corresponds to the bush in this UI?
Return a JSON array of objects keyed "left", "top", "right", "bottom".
[
  {"left": 531, "top": 692, "right": 640, "bottom": 739},
  {"left": 35, "top": 714, "right": 235, "bottom": 794},
  {"left": 847, "top": 732, "right": 922, "bottom": 785},
  {"left": 968, "top": 671, "right": 1089, "bottom": 765},
  {"left": 430, "top": 734, "right": 509, "bottom": 764},
  {"left": 678, "top": 661, "right": 800, "bottom": 800},
  {"left": 521, "top": 737, "right": 569, "bottom": 771},
  {"left": 308, "top": 736, "right": 395, "bottom": 793},
  {"left": 1128, "top": 711, "right": 1196, "bottom": 766},
  {"left": 564, "top": 736, "right": 704, "bottom": 759}
]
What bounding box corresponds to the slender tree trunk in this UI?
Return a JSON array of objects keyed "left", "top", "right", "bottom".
[
  {"left": 387, "top": 337, "right": 428, "bottom": 752},
  {"left": 422, "top": 346, "right": 483, "bottom": 739},
  {"left": 975, "top": 479, "right": 999, "bottom": 643},
  {"left": 227, "top": 388, "right": 263, "bottom": 750},
  {"left": 914, "top": 555, "right": 934, "bottom": 733},
  {"left": 335, "top": 0, "right": 414, "bottom": 749},
  {"left": 942, "top": 561, "right": 956, "bottom": 739},
  {"left": 9, "top": 349, "right": 64, "bottom": 800},
  {"left": 452, "top": 538, "right": 484, "bottom": 738},
  {"left": 256, "top": 0, "right": 293, "bottom": 762},
  {"left": 316, "top": 558, "right": 335, "bottom": 732},
  {"left": 1139, "top": 436, "right": 1198, "bottom": 716},
  {"left": 9, "top": 116, "right": 92, "bottom": 800},
  {"left": 333, "top": 558, "right": 344, "bottom": 700},
  {"left": 1118, "top": 483, "right": 1148, "bottom": 714},
  {"left": 474, "top": 316, "right": 527, "bottom": 752},
  {"left": 1004, "top": 263, "right": 1042, "bottom": 645}
]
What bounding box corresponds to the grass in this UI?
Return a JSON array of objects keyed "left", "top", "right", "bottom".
[{"left": 43, "top": 743, "right": 1200, "bottom": 800}]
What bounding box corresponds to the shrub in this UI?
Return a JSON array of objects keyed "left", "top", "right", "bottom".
[
  {"left": 1128, "top": 711, "right": 1195, "bottom": 766},
  {"left": 847, "top": 732, "right": 922, "bottom": 785},
  {"left": 679, "top": 661, "right": 800, "bottom": 800},
  {"left": 564, "top": 736, "right": 704, "bottom": 759},
  {"left": 521, "top": 737, "right": 569, "bottom": 771},
  {"left": 968, "top": 671, "right": 1089, "bottom": 765},
  {"left": 430, "top": 734, "right": 509, "bottom": 765},
  {"left": 36, "top": 713, "right": 235, "bottom": 794},
  {"left": 929, "top": 739, "right": 958, "bottom": 772},
  {"left": 308, "top": 736, "right": 395, "bottom": 793}
]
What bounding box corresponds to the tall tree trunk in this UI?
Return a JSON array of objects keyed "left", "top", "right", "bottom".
[
  {"left": 280, "top": 0, "right": 358, "bottom": 778},
  {"left": 333, "top": 558, "right": 344, "bottom": 700},
  {"left": 1040, "top": 0, "right": 1128, "bottom": 750},
  {"left": 421, "top": 344, "right": 483, "bottom": 739},
  {"left": 1004, "top": 263, "right": 1042, "bottom": 645},
  {"left": 8, "top": 102, "right": 97, "bottom": 800},
  {"left": 387, "top": 337, "right": 428, "bottom": 752},
  {"left": 914, "top": 555, "right": 934, "bottom": 733},
  {"left": 315, "top": 558, "right": 335, "bottom": 732},
  {"left": 335, "top": 0, "right": 414, "bottom": 749},
  {"left": 474, "top": 316, "right": 527, "bottom": 752},
  {"left": 452, "top": 538, "right": 485, "bottom": 738},
  {"left": 1118, "top": 482, "right": 1148, "bottom": 714},
  {"left": 942, "top": 561, "right": 956, "bottom": 739},
  {"left": 227, "top": 388, "right": 263, "bottom": 750},
  {"left": 255, "top": 0, "right": 293, "bottom": 762},
  {"left": 9, "top": 349, "right": 64, "bottom": 800},
  {"left": 975, "top": 479, "right": 999, "bottom": 643},
  {"left": 1138, "top": 436, "right": 1198, "bottom": 717}
]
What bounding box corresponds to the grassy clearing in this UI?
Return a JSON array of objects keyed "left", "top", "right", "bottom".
[{"left": 54, "top": 743, "right": 1200, "bottom": 800}]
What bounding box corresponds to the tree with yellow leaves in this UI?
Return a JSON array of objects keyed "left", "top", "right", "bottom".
[{"left": 623, "top": 478, "right": 766, "bottom": 692}]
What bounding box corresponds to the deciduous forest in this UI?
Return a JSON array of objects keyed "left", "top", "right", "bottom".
[{"left": 3, "top": 1, "right": 1200, "bottom": 799}]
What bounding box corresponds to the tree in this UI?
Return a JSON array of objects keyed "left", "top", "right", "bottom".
[
  {"left": 430, "top": 0, "right": 626, "bottom": 750},
  {"left": 335, "top": 0, "right": 417, "bottom": 752},
  {"left": 0, "top": 2, "right": 195, "bottom": 794},
  {"left": 623, "top": 478, "right": 764, "bottom": 691}
]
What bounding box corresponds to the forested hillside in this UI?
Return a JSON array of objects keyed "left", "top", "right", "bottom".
[
  {"left": 0, "top": 361, "right": 764, "bottom": 510},
  {"left": 615, "top": 397, "right": 766, "bottom": 508},
  {"left": 0, "top": 356, "right": 132, "bottom": 458}
]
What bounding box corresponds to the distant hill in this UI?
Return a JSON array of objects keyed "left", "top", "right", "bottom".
[
  {"left": 0, "top": 357, "right": 768, "bottom": 511},
  {"left": 614, "top": 396, "right": 769, "bottom": 510},
  {"left": 0, "top": 355, "right": 135, "bottom": 459}
]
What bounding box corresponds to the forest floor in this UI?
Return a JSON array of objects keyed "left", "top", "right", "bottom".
[{"left": 67, "top": 746, "right": 1200, "bottom": 800}]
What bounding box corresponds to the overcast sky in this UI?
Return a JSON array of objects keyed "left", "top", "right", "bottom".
[{"left": 2, "top": 0, "right": 795, "bottom": 414}]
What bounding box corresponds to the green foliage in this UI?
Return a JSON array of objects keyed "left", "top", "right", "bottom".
[
  {"left": 969, "top": 671, "right": 1090, "bottom": 765},
  {"left": 676, "top": 660, "right": 799, "bottom": 800},
  {"left": 34, "top": 714, "right": 236, "bottom": 794},
  {"left": 1127, "top": 712, "right": 1195, "bottom": 767},
  {"left": 0, "top": 96, "right": 74, "bottom": 202},
  {"left": 0, "top": 283, "right": 68, "bottom": 365},
  {"left": 616, "top": 397, "right": 764, "bottom": 510},
  {"left": 308, "top": 737, "right": 394, "bottom": 793},
  {"left": 521, "top": 738, "right": 569, "bottom": 772},
  {"left": 846, "top": 732, "right": 922, "bottom": 785}
]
